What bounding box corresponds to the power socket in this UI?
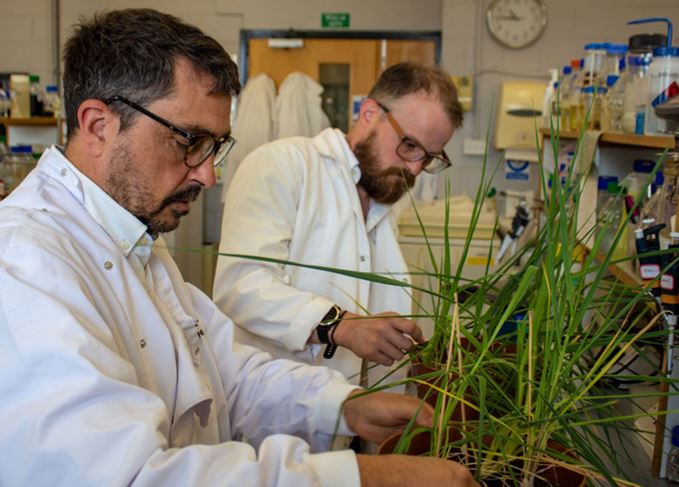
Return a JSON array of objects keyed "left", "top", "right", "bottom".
[{"left": 463, "top": 138, "right": 487, "bottom": 156}]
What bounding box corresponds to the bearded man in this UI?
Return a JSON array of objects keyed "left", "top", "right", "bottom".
[{"left": 214, "top": 63, "right": 463, "bottom": 388}]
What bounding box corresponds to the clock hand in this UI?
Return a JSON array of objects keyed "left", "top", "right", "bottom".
[{"left": 507, "top": 8, "right": 522, "bottom": 20}]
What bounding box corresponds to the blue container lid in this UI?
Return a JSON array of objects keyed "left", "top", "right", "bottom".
[
  {"left": 652, "top": 46, "right": 679, "bottom": 57},
  {"left": 563, "top": 66, "right": 572, "bottom": 75},
  {"left": 45, "top": 85, "right": 58, "bottom": 93},
  {"left": 582, "top": 86, "right": 596, "bottom": 93},
  {"left": 10, "top": 145, "right": 32, "bottom": 154},
  {"left": 598, "top": 175, "right": 618, "bottom": 190},
  {"left": 656, "top": 171, "right": 665, "bottom": 185},
  {"left": 607, "top": 43, "right": 628, "bottom": 55},
  {"left": 633, "top": 159, "right": 656, "bottom": 173},
  {"left": 585, "top": 42, "right": 607, "bottom": 50},
  {"left": 606, "top": 75, "right": 619, "bottom": 87}
]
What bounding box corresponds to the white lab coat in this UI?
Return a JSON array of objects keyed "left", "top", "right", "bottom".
[
  {"left": 275, "top": 72, "right": 330, "bottom": 139},
  {"left": 222, "top": 73, "right": 277, "bottom": 200},
  {"left": 214, "top": 128, "right": 411, "bottom": 386},
  {"left": 0, "top": 147, "right": 360, "bottom": 486}
]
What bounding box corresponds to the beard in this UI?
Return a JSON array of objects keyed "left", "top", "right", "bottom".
[
  {"left": 105, "top": 144, "right": 202, "bottom": 235},
  {"left": 354, "top": 131, "right": 415, "bottom": 204}
]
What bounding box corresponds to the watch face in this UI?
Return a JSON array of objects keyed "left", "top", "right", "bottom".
[
  {"left": 320, "top": 305, "right": 341, "bottom": 325},
  {"left": 486, "top": 0, "right": 547, "bottom": 49}
]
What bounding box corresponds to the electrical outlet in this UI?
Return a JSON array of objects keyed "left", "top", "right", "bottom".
[{"left": 464, "top": 138, "right": 486, "bottom": 156}]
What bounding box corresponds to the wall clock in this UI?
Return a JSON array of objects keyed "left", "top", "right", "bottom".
[{"left": 486, "top": 0, "right": 548, "bottom": 49}]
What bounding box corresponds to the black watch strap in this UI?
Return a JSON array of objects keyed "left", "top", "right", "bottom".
[{"left": 316, "top": 305, "right": 345, "bottom": 359}]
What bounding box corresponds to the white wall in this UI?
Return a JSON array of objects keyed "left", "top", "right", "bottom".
[{"left": 440, "top": 0, "right": 679, "bottom": 199}]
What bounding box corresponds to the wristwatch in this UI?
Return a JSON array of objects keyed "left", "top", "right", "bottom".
[{"left": 317, "top": 305, "right": 345, "bottom": 358}]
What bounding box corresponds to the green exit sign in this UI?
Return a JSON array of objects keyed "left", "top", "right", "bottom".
[{"left": 321, "top": 13, "right": 350, "bottom": 28}]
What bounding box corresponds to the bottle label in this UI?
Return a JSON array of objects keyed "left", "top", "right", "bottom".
[
  {"left": 662, "top": 274, "right": 675, "bottom": 291},
  {"left": 651, "top": 81, "right": 679, "bottom": 108},
  {"left": 640, "top": 264, "right": 661, "bottom": 280}
]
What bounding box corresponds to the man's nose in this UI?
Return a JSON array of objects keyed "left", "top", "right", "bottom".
[
  {"left": 405, "top": 159, "right": 425, "bottom": 177},
  {"left": 190, "top": 158, "right": 217, "bottom": 188}
]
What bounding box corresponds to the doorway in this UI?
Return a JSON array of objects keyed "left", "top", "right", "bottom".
[{"left": 239, "top": 30, "right": 441, "bottom": 129}]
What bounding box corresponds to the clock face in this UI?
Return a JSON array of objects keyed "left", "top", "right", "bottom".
[{"left": 486, "top": 0, "right": 548, "bottom": 49}]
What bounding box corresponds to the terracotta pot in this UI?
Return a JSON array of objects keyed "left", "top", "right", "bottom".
[{"left": 378, "top": 431, "right": 587, "bottom": 487}]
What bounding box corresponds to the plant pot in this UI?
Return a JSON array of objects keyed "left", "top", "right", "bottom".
[
  {"left": 378, "top": 431, "right": 587, "bottom": 487},
  {"left": 410, "top": 338, "right": 516, "bottom": 420}
]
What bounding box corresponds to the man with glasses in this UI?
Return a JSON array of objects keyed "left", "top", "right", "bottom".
[
  {"left": 214, "top": 63, "right": 463, "bottom": 390},
  {"left": 0, "top": 10, "right": 477, "bottom": 487}
]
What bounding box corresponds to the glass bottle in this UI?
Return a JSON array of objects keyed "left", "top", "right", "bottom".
[{"left": 622, "top": 54, "right": 652, "bottom": 134}]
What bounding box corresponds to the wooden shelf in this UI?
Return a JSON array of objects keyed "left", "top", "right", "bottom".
[
  {"left": 579, "top": 244, "right": 641, "bottom": 287},
  {"left": 539, "top": 128, "right": 675, "bottom": 150},
  {"left": 0, "top": 116, "right": 58, "bottom": 127}
]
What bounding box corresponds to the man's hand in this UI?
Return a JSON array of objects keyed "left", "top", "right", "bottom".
[
  {"left": 343, "top": 390, "right": 433, "bottom": 444},
  {"left": 333, "top": 312, "right": 424, "bottom": 365},
  {"left": 357, "top": 454, "right": 479, "bottom": 487}
]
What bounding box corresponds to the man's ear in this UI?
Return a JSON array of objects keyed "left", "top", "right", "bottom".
[
  {"left": 75, "top": 99, "right": 118, "bottom": 157},
  {"left": 358, "top": 98, "right": 382, "bottom": 125}
]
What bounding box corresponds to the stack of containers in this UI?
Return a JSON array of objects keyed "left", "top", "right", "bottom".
[{"left": 627, "top": 18, "right": 679, "bottom": 136}]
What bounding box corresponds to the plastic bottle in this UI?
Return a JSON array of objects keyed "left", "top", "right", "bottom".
[
  {"left": 581, "top": 86, "right": 606, "bottom": 130},
  {"left": 6, "top": 145, "right": 35, "bottom": 191},
  {"left": 43, "top": 85, "right": 61, "bottom": 118},
  {"left": 626, "top": 18, "right": 679, "bottom": 135},
  {"left": 645, "top": 45, "right": 679, "bottom": 135},
  {"left": 9, "top": 74, "right": 30, "bottom": 119},
  {"left": 29, "top": 74, "right": 43, "bottom": 117},
  {"left": 582, "top": 43, "right": 608, "bottom": 88},
  {"left": 597, "top": 176, "right": 619, "bottom": 222},
  {"left": 598, "top": 43, "right": 628, "bottom": 87}
]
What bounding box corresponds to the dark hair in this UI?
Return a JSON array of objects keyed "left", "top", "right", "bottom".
[
  {"left": 367, "top": 62, "right": 463, "bottom": 129},
  {"left": 62, "top": 8, "right": 240, "bottom": 136}
]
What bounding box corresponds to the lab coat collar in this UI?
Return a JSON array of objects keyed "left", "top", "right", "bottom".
[
  {"left": 311, "top": 129, "right": 392, "bottom": 232},
  {"left": 38, "top": 146, "right": 153, "bottom": 264}
]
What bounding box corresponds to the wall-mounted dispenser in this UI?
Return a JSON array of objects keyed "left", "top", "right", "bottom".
[{"left": 495, "top": 80, "right": 546, "bottom": 150}]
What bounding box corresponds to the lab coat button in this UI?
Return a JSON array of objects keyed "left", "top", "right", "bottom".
[
  {"left": 360, "top": 255, "right": 367, "bottom": 262},
  {"left": 59, "top": 168, "right": 67, "bottom": 177},
  {"left": 104, "top": 261, "right": 113, "bottom": 270},
  {"left": 140, "top": 339, "right": 146, "bottom": 348}
]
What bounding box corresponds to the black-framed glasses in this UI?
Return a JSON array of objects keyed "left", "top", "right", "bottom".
[
  {"left": 376, "top": 101, "right": 452, "bottom": 174},
  {"left": 104, "top": 95, "right": 236, "bottom": 168}
]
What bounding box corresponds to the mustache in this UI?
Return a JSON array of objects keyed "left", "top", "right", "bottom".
[
  {"left": 378, "top": 166, "right": 416, "bottom": 188},
  {"left": 162, "top": 184, "right": 203, "bottom": 207}
]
